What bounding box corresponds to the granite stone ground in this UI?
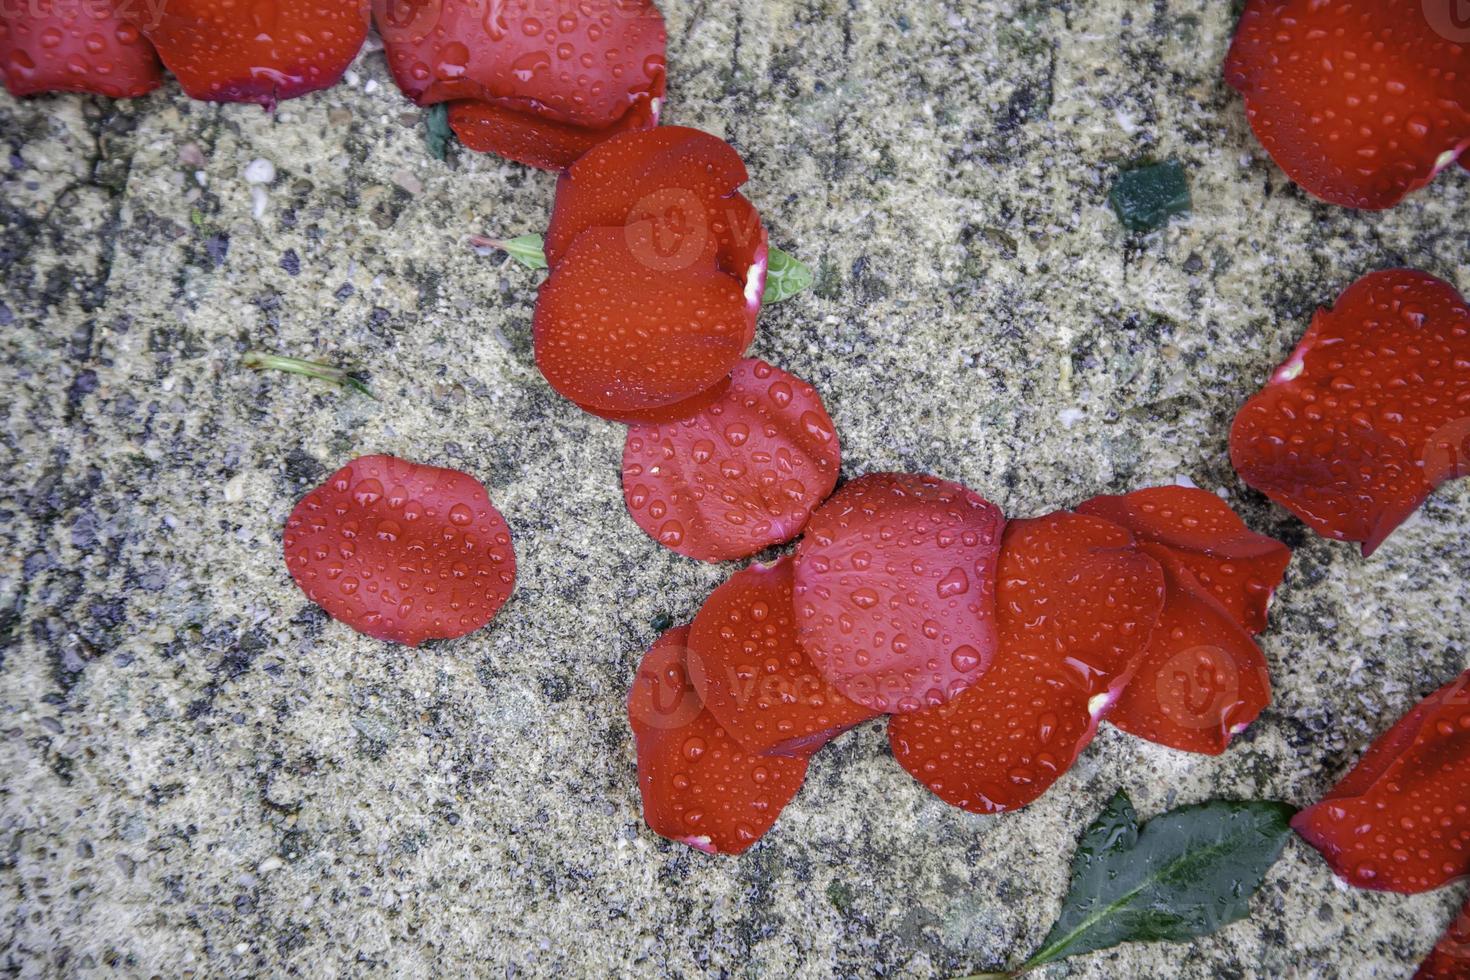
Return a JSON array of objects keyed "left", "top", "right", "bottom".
[{"left": 2, "top": 1, "right": 1468, "bottom": 977}]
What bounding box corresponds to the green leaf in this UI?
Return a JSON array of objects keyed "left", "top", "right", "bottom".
[
  {"left": 499, "top": 234, "right": 549, "bottom": 270},
  {"left": 242, "top": 351, "right": 376, "bottom": 400},
  {"left": 474, "top": 233, "right": 549, "bottom": 270},
  {"left": 1109, "top": 159, "right": 1191, "bottom": 233},
  {"left": 763, "top": 247, "right": 814, "bottom": 304},
  {"left": 1016, "top": 793, "right": 1295, "bottom": 973},
  {"left": 425, "top": 103, "right": 453, "bottom": 162}
]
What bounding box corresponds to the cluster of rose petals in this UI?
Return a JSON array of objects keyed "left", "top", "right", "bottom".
[
  {"left": 3, "top": 0, "right": 665, "bottom": 169},
  {"left": 377, "top": 0, "right": 667, "bottom": 169},
  {"left": 1231, "top": 269, "right": 1470, "bottom": 557},
  {"left": 2, "top": 0, "right": 370, "bottom": 106},
  {"left": 632, "top": 479, "right": 1293, "bottom": 849},
  {"left": 1226, "top": 0, "right": 1470, "bottom": 209},
  {"left": 535, "top": 127, "right": 769, "bottom": 422}
]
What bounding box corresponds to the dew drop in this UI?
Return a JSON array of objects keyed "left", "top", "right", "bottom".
[
  {"left": 353, "top": 478, "right": 384, "bottom": 507},
  {"left": 936, "top": 567, "right": 970, "bottom": 599},
  {"left": 511, "top": 50, "right": 550, "bottom": 83},
  {"left": 951, "top": 645, "right": 984, "bottom": 672}
]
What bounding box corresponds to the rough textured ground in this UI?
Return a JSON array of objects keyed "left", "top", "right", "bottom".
[{"left": 2, "top": 1, "right": 1468, "bottom": 977}]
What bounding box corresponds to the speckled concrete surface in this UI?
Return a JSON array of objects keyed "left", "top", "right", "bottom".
[{"left": 2, "top": 1, "right": 1468, "bottom": 977}]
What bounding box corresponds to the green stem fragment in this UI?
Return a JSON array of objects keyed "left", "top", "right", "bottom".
[{"left": 241, "top": 351, "right": 375, "bottom": 399}]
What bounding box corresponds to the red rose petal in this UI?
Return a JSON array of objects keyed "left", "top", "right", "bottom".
[
  {"left": 1293, "top": 670, "right": 1470, "bottom": 894},
  {"left": 793, "top": 473, "right": 1006, "bottom": 714},
  {"left": 622, "top": 359, "right": 841, "bottom": 562},
  {"left": 376, "top": 0, "right": 665, "bottom": 130},
  {"left": 125, "top": 0, "right": 368, "bottom": 106},
  {"left": 1, "top": 0, "right": 162, "bottom": 98},
  {"left": 888, "top": 512, "right": 1165, "bottom": 814},
  {"left": 1076, "top": 486, "right": 1292, "bottom": 636},
  {"left": 1230, "top": 269, "right": 1470, "bottom": 557},
  {"left": 447, "top": 91, "right": 659, "bottom": 171},
  {"left": 1416, "top": 896, "right": 1470, "bottom": 979},
  {"left": 628, "top": 625, "right": 808, "bottom": 854},
  {"left": 283, "top": 454, "right": 516, "bottom": 646},
  {"left": 1225, "top": 0, "right": 1470, "bottom": 209},
  {"left": 534, "top": 225, "right": 756, "bottom": 416},
  {"left": 1107, "top": 542, "right": 1271, "bottom": 755},
  {"left": 687, "top": 556, "right": 878, "bottom": 757}
]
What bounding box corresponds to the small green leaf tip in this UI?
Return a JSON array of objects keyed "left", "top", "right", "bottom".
[
  {"left": 472, "top": 233, "right": 549, "bottom": 270},
  {"left": 242, "top": 351, "right": 376, "bottom": 399},
  {"left": 1109, "top": 159, "right": 1191, "bottom": 233},
  {"left": 763, "top": 247, "right": 814, "bottom": 304},
  {"left": 425, "top": 103, "right": 452, "bottom": 162}
]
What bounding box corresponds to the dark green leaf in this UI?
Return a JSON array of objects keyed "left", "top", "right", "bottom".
[
  {"left": 1018, "top": 794, "right": 1295, "bottom": 972},
  {"left": 1109, "top": 160, "right": 1191, "bottom": 233},
  {"left": 763, "top": 247, "right": 814, "bottom": 304},
  {"left": 425, "top": 103, "right": 452, "bottom": 162}
]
